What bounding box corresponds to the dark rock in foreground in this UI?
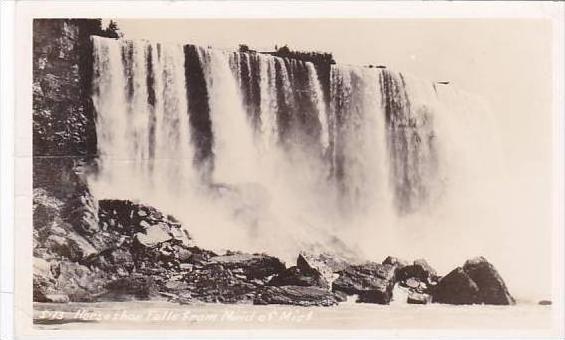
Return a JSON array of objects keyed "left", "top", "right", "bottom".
[
  {"left": 382, "top": 256, "right": 409, "bottom": 269},
  {"left": 397, "top": 258, "right": 439, "bottom": 285},
  {"left": 100, "top": 275, "right": 159, "bottom": 301},
  {"left": 209, "top": 253, "right": 285, "bottom": 280},
  {"left": 298, "top": 252, "right": 352, "bottom": 285},
  {"left": 432, "top": 257, "right": 514, "bottom": 305},
  {"left": 462, "top": 257, "right": 515, "bottom": 305},
  {"left": 268, "top": 255, "right": 329, "bottom": 289},
  {"left": 254, "top": 286, "right": 341, "bottom": 306},
  {"left": 33, "top": 194, "right": 517, "bottom": 307},
  {"left": 332, "top": 262, "right": 396, "bottom": 304},
  {"left": 432, "top": 267, "right": 479, "bottom": 305},
  {"left": 180, "top": 253, "right": 286, "bottom": 304}
]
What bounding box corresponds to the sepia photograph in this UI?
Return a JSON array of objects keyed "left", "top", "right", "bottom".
[{"left": 2, "top": 1, "right": 564, "bottom": 338}]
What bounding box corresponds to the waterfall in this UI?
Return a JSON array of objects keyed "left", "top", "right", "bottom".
[
  {"left": 89, "top": 36, "right": 498, "bottom": 266},
  {"left": 91, "top": 37, "right": 194, "bottom": 198}
]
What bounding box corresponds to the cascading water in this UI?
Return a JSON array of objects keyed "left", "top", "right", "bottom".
[
  {"left": 91, "top": 37, "right": 194, "bottom": 198},
  {"left": 89, "top": 36, "right": 501, "bottom": 271}
]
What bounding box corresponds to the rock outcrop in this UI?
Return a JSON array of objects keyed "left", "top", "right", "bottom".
[
  {"left": 431, "top": 267, "right": 480, "bottom": 305},
  {"left": 254, "top": 286, "right": 341, "bottom": 307},
  {"left": 461, "top": 257, "right": 515, "bottom": 305},
  {"left": 33, "top": 199, "right": 195, "bottom": 302},
  {"left": 432, "top": 257, "right": 514, "bottom": 305},
  {"left": 268, "top": 254, "right": 329, "bottom": 289},
  {"left": 391, "top": 258, "right": 439, "bottom": 305},
  {"left": 332, "top": 262, "right": 396, "bottom": 304}
]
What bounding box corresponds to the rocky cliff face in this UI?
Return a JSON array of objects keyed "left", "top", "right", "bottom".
[
  {"left": 32, "top": 19, "right": 104, "bottom": 290},
  {"left": 33, "top": 19, "right": 98, "bottom": 158},
  {"left": 33, "top": 19, "right": 126, "bottom": 237}
]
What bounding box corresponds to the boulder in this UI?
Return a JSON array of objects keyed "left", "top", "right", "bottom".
[
  {"left": 332, "top": 262, "right": 396, "bottom": 304},
  {"left": 462, "top": 257, "right": 515, "bottom": 305},
  {"left": 268, "top": 254, "right": 330, "bottom": 289},
  {"left": 397, "top": 258, "right": 438, "bottom": 284},
  {"left": 432, "top": 267, "right": 479, "bottom": 305},
  {"left": 267, "top": 266, "right": 329, "bottom": 289},
  {"left": 48, "top": 260, "right": 108, "bottom": 302},
  {"left": 181, "top": 262, "right": 258, "bottom": 304},
  {"left": 102, "top": 274, "right": 159, "bottom": 300},
  {"left": 173, "top": 245, "right": 192, "bottom": 262},
  {"left": 134, "top": 223, "right": 174, "bottom": 248},
  {"left": 298, "top": 252, "right": 352, "bottom": 286},
  {"left": 173, "top": 252, "right": 285, "bottom": 304},
  {"left": 254, "top": 285, "right": 340, "bottom": 306},
  {"left": 208, "top": 253, "right": 285, "bottom": 280},
  {"left": 432, "top": 257, "right": 514, "bottom": 305},
  {"left": 382, "top": 256, "right": 409, "bottom": 269}
]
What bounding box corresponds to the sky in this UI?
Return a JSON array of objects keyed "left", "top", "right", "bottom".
[{"left": 111, "top": 19, "right": 554, "bottom": 299}]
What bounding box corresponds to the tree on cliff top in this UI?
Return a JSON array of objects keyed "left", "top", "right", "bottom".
[
  {"left": 273, "top": 44, "right": 335, "bottom": 65},
  {"left": 79, "top": 19, "right": 122, "bottom": 39},
  {"left": 100, "top": 20, "right": 122, "bottom": 39}
]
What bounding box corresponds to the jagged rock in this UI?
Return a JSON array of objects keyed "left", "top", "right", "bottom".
[
  {"left": 462, "top": 257, "right": 515, "bottom": 305},
  {"left": 432, "top": 258, "right": 514, "bottom": 306},
  {"left": 254, "top": 286, "right": 340, "bottom": 306},
  {"left": 208, "top": 253, "right": 285, "bottom": 280},
  {"left": 134, "top": 223, "right": 174, "bottom": 248},
  {"left": 102, "top": 274, "right": 159, "bottom": 300},
  {"left": 397, "top": 258, "right": 439, "bottom": 284},
  {"left": 332, "top": 262, "right": 396, "bottom": 304},
  {"left": 432, "top": 267, "right": 479, "bottom": 305},
  {"left": 382, "top": 256, "right": 409, "bottom": 269},
  {"left": 181, "top": 263, "right": 258, "bottom": 304},
  {"left": 34, "top": 260, "right": 109, "bottom": 302},
  {"left": 407, "top": 291, "right": 431, "bottom": 305},
  {"left": 173, "top": 245, "right": 192, "bottom": 262},
  {"left": 98, "top": 200, "right": 188, "bottom": 238},
  {"left": 170, "top": 253, "right": 286, "bottom": 304},
  {"left": 43, "top": 230, "right": 98, "bottom": 262},
  {"left": 188, "top": 247, "right": 217, "bottom": 265},
  {"left": 268, "top": 266, "right": 329, "bottom": 289},
  {"left": 268, "top": 254, "right": 329, "bottom": 289},
  {"left": 298, "top": 252, "right": 351, "bottom": 286}
]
